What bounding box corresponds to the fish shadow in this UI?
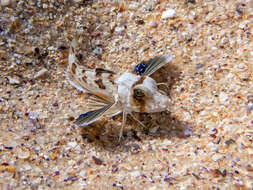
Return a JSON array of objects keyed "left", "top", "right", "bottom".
[{"left": 79, "top": 111, "right": 194, "bottom": 153}]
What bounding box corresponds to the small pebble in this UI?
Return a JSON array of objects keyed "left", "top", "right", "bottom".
[
  {"left": 92, "top": 47, "right": 103, "bottom": 56},
  {"left": 0, "top": 50, "right": 6, "bottom": 55},
  {"left": 161, "top": 9, "right": 176, "bottom": 19},
  {"left": 224, "top": 138, "right": 235, "bottom": 146},
  {"left": 210, "top": 169, "right": 223, "bottom": 178},
  {"left": 149, "top": 21, "right": 158, "bottom": 28},
  {"left": 0, "top": 164, "right": 16, "bottom": 173},
  {"left": 112, "top": 167, "right": 118, "bottom": 173},
  {"left": 184, "top": 125, "right": 193, "bottom": 137},
  {"left": 219, "top": 91, "right": 228, "bottom": 104},
  {"left": 58, "top": 45, "right": 67, "bottom": 51},
  {"left": 92, "top": 156, "right": 104, "bottom": 165},
  {"left": 136, "top": 19, "right": 145, "bottom": 25},
  {"left": 67, "top": 141, "right": 77, "bottom": 148},
  {"left": 34, "top": 47, "right": 40, "bottom": 54},
  {"left": 130, "top": 170, "right": 141, "bottom": 178},
  {"left": 50, "top": 152, "right": 57, "bottom": 160},
  {"left": 248, "top": 104, "right": 253, "bottom": 112},
  {"left": 186, "top": 0, "right": 196, "bottom": 4},
  {"left": 52, "top": 102, "right": 58, "bottom": 107},
  {"left": 149, "top": 126, "right": 159, "bottom": 134},
  {"left": 17, "top": 146, "right": 30, "bottom": 159},
  {"left": 196, "top": 63, "right": 203, "bottom": 69},
  {"left": 64, "top": 176, "right": 77, "bottom": 182},
  {"left": 222, "top": 169, "right": 227, "bottom": 177},
  {"left": 114, "top": 26, "right": 125, "bottom": 33},
  {"left": 23, "top": 163, "right": 32, "bottom": 171},
  {"left": 34, "top": 68, "right": 48, "bottom": 79}
]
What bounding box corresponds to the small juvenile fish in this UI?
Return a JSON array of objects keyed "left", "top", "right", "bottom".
[{"left": 66, "top": 38, "right": 174, "bottom": 140}]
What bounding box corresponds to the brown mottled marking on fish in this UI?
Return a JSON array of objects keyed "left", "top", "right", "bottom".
[
  {"left": 109, "top": 79, "right": 115, "bottom": 85},
  {"left": 71, "top": 63, "right": 77, "bottom": 74},
  {"left": 95, "top": 79, "right": 106, "bottom": 89},
  {"left": 109, "top": 73, "right": 114, "bottom": 79},
  {"left": 82, "top": 75, "right": 87, "bottom": 83},
  {"left": 133, "top": 76, "right": 146, "bottom": 87},
  {"left": 95, "top": 68, "right": 115, "bottom": 77}
]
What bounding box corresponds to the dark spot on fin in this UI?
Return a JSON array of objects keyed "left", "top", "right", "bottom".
[
  {"left": 74, "top": 104, "right": 113, "bottom": 127},
  {"left": 79, "top": 111, "right": 92, "bottom": 118},
  {"left": 74, "top": 111, "right": 93, "bottom": 126},
  {"left": 134, "top": 61, "right": 148, "bottom": 76}
]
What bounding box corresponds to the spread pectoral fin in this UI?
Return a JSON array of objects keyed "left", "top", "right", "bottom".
[
  {"left": 74, "top": 103, "right": 114, "bottom": 127},
  {"left": 142, "top": 55, "right": 174, "bottom": 76}
]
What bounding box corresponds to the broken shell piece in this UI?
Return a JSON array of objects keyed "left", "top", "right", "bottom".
[{"left": 34, "top": 68, "right": 48, "bottom": 79}]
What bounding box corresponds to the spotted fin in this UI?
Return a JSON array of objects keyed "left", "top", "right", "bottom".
[
  {"left": 74, "top": 104, "right": 113, "bottom": 127},
  {"left": 141, "top": 55, "right": 174, "bottom": 76},
  {"left": 66, "top": 38, "right": 118, "bottom": 104}
]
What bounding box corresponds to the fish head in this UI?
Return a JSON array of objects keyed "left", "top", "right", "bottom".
[{"left": 128, "top": 76, "right": 170, "bottom": 113}]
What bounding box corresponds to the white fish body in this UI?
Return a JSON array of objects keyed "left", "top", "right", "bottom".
[{"left": 66, "top": 38, "right": 174, "bottom": 139}]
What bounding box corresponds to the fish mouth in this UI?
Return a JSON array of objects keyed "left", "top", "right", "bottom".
[{"left": 148, "top": 95, "right": 170, "bottom": 113}]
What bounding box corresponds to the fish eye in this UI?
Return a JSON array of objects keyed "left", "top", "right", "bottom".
[{"left": 133, "top": 89, "right": 145, "bottom": 99}]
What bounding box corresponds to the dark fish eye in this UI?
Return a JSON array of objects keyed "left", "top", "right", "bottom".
[{"left": 133, "top": 89, "right": 145, "bottom": 99}]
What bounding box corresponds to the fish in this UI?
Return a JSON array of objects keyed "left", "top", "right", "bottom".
[{"left": 66, "top": 38, "right": 174, "bottom": 140}]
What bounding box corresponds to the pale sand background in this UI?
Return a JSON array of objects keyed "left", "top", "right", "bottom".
[{"left": 0, "top": 0, "right": 253, "bottom": 189}]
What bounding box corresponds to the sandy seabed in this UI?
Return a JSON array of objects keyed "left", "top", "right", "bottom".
[{"left": 0, "top": 0, "right": 253, "bottom": 189}]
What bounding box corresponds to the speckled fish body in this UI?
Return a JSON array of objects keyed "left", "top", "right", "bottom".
[{"left": 66, "top": 38, "right": 174, "bottom": 133}]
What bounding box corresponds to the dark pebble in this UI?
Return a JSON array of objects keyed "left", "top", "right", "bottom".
[
  {"left": 52, "top": 102, "right": 58, "bottom": 107},
  {"left": 221, "top": 169, "right": 227, "bottom": 177},
  {"left": 4, "top": 146, "right": 13, "bottom": 150},
  {"left": 196, "top": 63, "right": 203, "bottom": 69},
  {"left": 184, "top": 125, "right": 192, "bottom": 137},
  {"left": 248, "top": 105, "right": 253, "bottom": 111},
  {"left": 186, "top": 0, "right": 196, "bottom": 4},
  {"left": 58, "top": 45, "right": 67, "bottom": 50},
  {"left": 68, "top": 116, "right": 75, "bottom": 121},
  {"left": 112, "top": 167, "right": 118, "bottom": 173},
  {"left": 34, "top": 47, "right": 40, "bottom": 54},
  {"left": 136, "top": 19, "right": 145, "bottom": 25},
  {"left": 64, "top": 176, "right": 77, "bottom": 182},
  {"left": 212, "top": 169, "right": 222, "bottom": 177},
  {"left": 92, "top": 156, "right": 104, "bottom": 165},
  {"left": 224, "top": 139, "right": 235, "bottom": 146},
  {"left": 236, "top": 5, "right": 243, "bottom": 16}
]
